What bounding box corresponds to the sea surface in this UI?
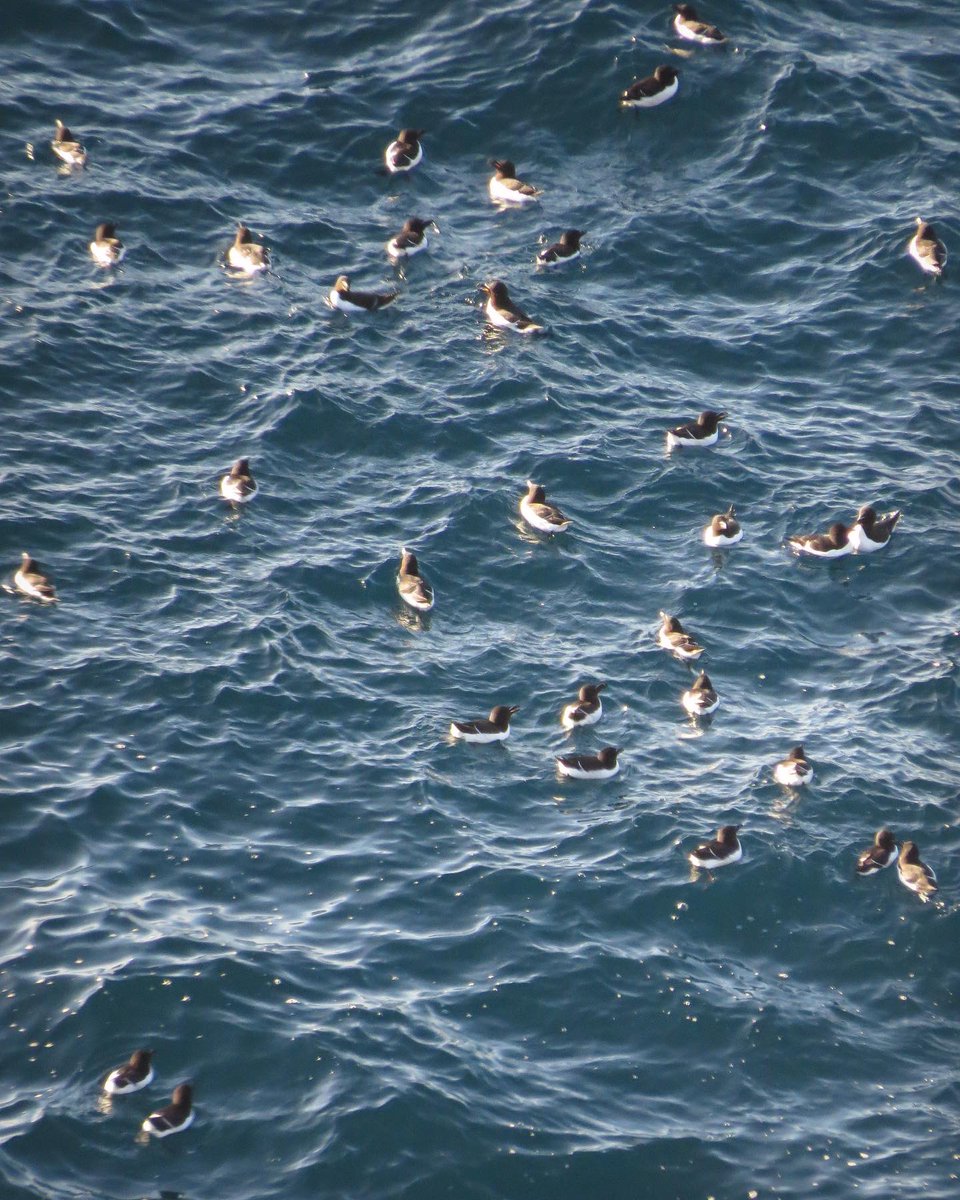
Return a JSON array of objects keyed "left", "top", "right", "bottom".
[{"left": 1, "top": 1, "right": 959, "bottom": 1197}]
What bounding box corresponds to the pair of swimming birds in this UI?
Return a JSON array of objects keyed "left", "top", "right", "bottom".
[
  {"left": 446, "top": 701, "right": 622, "bottom": 779},
  {"left": 856, "top": 832, "right": 938, "bottom": 902},
  {"left": 102, "top": 1049, "right": 193, "bottom": 1137},
  {"left": 788, "top": 506, "right": 901, "bottom": 557}
]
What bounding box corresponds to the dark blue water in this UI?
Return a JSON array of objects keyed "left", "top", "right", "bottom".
[{"left": 2, "top": 1, "right": 959, "bottom": 1197}]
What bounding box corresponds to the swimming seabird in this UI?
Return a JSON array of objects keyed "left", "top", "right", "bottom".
[
  {"left": 519, "top": 480, "right": 570, "bottom": 532},
  {"left": 703, "top": 505, "right": 742, "bottom": 547},
  {"left": 220, "top": 458, "right": 257, "bottom": 503},
  {"left": 227, "top": 224, "right": 268, "bottom": 274},
  {"left": 329, "top": 275, "right": 397, "bottom": 313},
  {"left": 856, "top": 829, "right": 898, "bottom": 876},
  {"left": 621, "top": 65, "right": 679, "bottom": 108},
  {"left": 673, "top": 4, "right": 726, "bottom": 44},
  {"left": 488, "top": 159, "right": 542, "bottom": 205},
  {"left": 386, "top": 217, "right": 437, "bottom": 260},
  {"left": 397, "top": 548, "right": 433, "bottom": 611},
  {"left": 657, "top": 612, "right": 704, "bottom": 660},
  {"left": 14, "top": 552, "right": 57, "bottom": 603},
  {"left": 450, "top": 704, "right": 519, "bottom": 743},
  {"left": 773, "top": 744, "right": 813, "bottom": 787},
  {"left": 482, "top": 280, "right": 545, "bottom": 334},
  {"left": 89, "top": 222, "right": 125, "bottom": 267},
  {"left": 788, "top": 522, "right": 851, "bottom": 558},
  {"left": 560, "top": 683, "right": 606, "bottom": 729},
  {"left": 142, "top": 1083, "right": 194, "bottom": 1137},
  {"left": 689, "top": 825, "right": 742, "bottom": 869},
  {"left": 907, "top": 218, "right": 946, "bottom": 277},
  {"left": 104, "top": 1049, "right": 154, "bottom": 1096},
  {"left": 847, "top": 505, "right": 901, "bottom": 553},
  {"left": 665, "top": 410, "right": 725, "bottom": 450},
  {"left": 681, "top": 670, "right": 718, "bottom": 716},
  {"left": 897, "top": 840, "right": 938, "bottom": 902},
  {"left": 537, "top": 229, "right": 585, "bottom": 267},
  {"left": 52, "top": 119, "right": 86, "bottom": 167},
  {"left": 556, "top": 745, "right": 621, "bottom": 780},
  {"left": 385, "top": 128, "right": 425, "bottom": 174}
]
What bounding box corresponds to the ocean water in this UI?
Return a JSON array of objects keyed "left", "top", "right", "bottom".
[{"left": 1, "top": 1, "right": 959, "bottom": 1197}]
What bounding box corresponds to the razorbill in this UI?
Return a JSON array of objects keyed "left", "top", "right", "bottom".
[
  {"left": 51, "top": 119, "right": 86, "bottom": 167},
  {"left": 386, "top": 217, "right": 437, "bottom": 261},
  {"left": 621, "top": 65, "right": 679, "bottom": 108},
  {"left": 227, "top": 224, "right": 268, "bottom": 274},
  {"left": 142, "top": 1083, "right": 194, "bottom": 1137},
  {"left": 897, "top": 841, "right": 938, "bottom": 902},
  {"left": 682, "top": 670, "right": 718, "bottom": 716},
  {"left": 329, "top": 275, "right": 397, "bottom": 313},
  {"left": 657, "top": 612, "right": 704, "bottom": 660},
  {"left": 220, "top": 458, "right": 257, "bottom": 503},
  {"left": 537, "top": 229, "right": 585, "bottom": 267},
  {"left": 488, "top": 159, "right": 542, "bottom": 205},
  {"left": 482, "top": 280, "right": 544, "bottom": 334},
  {"left": 703, "top": 505, "right": 742, "bottom": 547},
  {"left": 14, "top": 552, "right": 57, "bottom": 603},
  {"left": 519, "top": 480, "right": 570, "bottom": 532},
  {"left": 773, "top": 744, "right": 813, "bottom": 787},
  {"left": 689, "top": 825, "right": 742, "bottom": 869},
  {"left": 788, "top": 522, "right": 851, "bottom": 558},
  {"left": 385, "top": 128, "right": 425, "bottom": 173},
  {"left": 560, "top": 683, "right": 606, "bottom": 729},
  {"left": 397, "top": 548, "right": 433, "bottom": 611},
  {"left": 89, "top": 222, "right": 125, "bottom": 267},
  {"left": 666, "top": 410, "right": 725, "bottom": 450},
  {"left": 556, "top": 745, "right": 621, "bottom": 780},
  {"left": 856, "top": 829, "right": 899, "bottom": 876},
  {"left": 908, "top": 218, "right": 946, "bottom": 277},
  {"left": 450, "top": 704, "right": 519, "bottom": 743},
  {"left": 673, "top": 4, "right": 726, "bottom": 44},
  {"left": 847, "top": 505, "right": 901, "bottom": 553},
  {"left": 104, "top": 1049, "right": 154, "bottom": 1096}
]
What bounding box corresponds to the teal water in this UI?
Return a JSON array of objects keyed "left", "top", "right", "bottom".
[{"left": 1, "top": 2, "right": 959, "bottom": 1198}]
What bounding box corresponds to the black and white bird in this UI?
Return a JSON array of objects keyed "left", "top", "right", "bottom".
[
  {"left": 703, "top": 505, "right": 742, "bottom": 547},
  {"left": 672, "top": 4, "right": 726, "bottom": 44},
  {"left": 488, "top": 159, "right": 542, "bottom": 205},
  {"left": 856, "top": 829, "right": 899, "bottom": 876},
  {"left": 689, "top": 825, "right": 742, "bottom": 869},
  {"left": 385, "top": 128, "right": 425, "bottom": 174},
  {"left": 482, "top": 281, "right": 545, "bottom": 334},
  {"left": 104, "top": 1049, "right": 154, "bottom": 1096},
  {"left": 519, "top": 480, "right": 570, "bottom": 532},
  {"left": 657, "top": 612, "right": 704, "bottom": 660},
  {"left": 329, "top": 275, "right": 397, "bottom": 313},
  {"left": 897, "top": 841, "right": 938, "bottom": 902},
  {"left": 556, "top": 745, "right": 621, "bottom": 780},
  {"left": 397, "top": 548, "right": 433, "bottom": 612},
  {"left": 386, "top": 217, "right": 437, "bottom": 261},
  {"left": 788, "top": 522, "right": 851, "bottom": 559},
  {"left": 13, "top": 552, "right": 57, "bottom": 603},
  {"left": 907, "top": 218, "right": 946, "bottom": 277},
  {"left": 450, "top": 704, "right": 519, "bottom": 743},
  {"left": 681, "top": 670, "right": 718, "bottom": 716},
  {"left": 665, "top": 410, "right": 725, "bottom": 450},
  {"left": 847, "top": 505, "right": 901, "bottom": 553},
  {"left": 52, "top": 119, "right": 86, "bottom": 166},
  {"left": 89, "top": 222, "right": 125, "bottom": 267},
  {"left": 560, "top": 683, "right": 606, "bottom": 730},
  {"left": 227, "top": 224, "right": 268, "bottom": 274},
  {"left": 142, "top": 1083, "right": 194, "bottom": 1138},
  {"left": 537, "top": 229, "right": 585, "bottom": 267},
  {"left": 773, "top": 745, "right": 813, "bottom": 787},
  {"left": 220, "top": 458, "right": 257, "bottom": 503},
  {"left": 621, "top": 65, "right": 679, "bottom": 108}
]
